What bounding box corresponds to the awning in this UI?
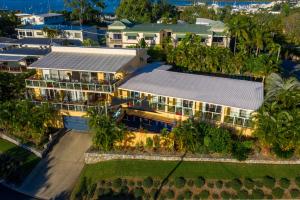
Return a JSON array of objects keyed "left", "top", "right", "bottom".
[
  {"left": 144, "top": 33, "right": 156, "bottom": 37},
  {"left": 125, "top": 32, "right": 138, "bottom": 37}
]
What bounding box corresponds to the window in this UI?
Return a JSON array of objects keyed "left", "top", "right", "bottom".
[
  {"left": 74, "top": 33, "right": 81, "bottom": 38},
  {"left": 114, "top": 45, "right": 122, "bottom": 48},
  {"left": 239, "top": 109, "right": 249, "bottom": 118},
  {"left": 130, "top": 91, "right": 140, "bottom": 99},
  {"left": 50, "top": 70, "right": 59, "bottom": 80},
  {"left": 145, "top": 37, "right": 154, "bottom": 41},
  {"left": 36, "top": 31, "right": 43, "bottom": 36},
  {"left": 127, "top": 36, "right": 137, "bottom": 40},
  {"left": 158, "top": 96, "right": 166, "bottom": 104},
  {"left": 113, "top": 34, "right": 122, "bottom": 40},
  {"left": 26, "top": 32, "right": 33, "bottom": 36},
  {"left": 19, "top": 31, "right": 26, "bottom": 36},
  {"left": 183, "top": 100, "right": 193, "bottom": 108},
  {"left": 205, "top": 103, "right": 222, "bottom": 113}
]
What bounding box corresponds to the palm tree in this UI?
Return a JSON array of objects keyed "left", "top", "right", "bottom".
[{"left": 42, "top": 27, "right": 60, "bottom": 44}]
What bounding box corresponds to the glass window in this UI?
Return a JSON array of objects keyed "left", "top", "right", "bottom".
[
  {"left": 205, "top": 103, "right": 222, "bottom": 113},
  {"left": 130, "top": 91, "right": 140, "bottom": 99},
  {"left": 145, "top": 37, "right": 154, "bottom": 40},
  {"left": 113, "top": 34, "right": 122, "bottom": 39},
  {"left": 127, "top": 36, "right": 136, "bottom": 40},
  {"left": 239, "top": 109, "right": 249, "bottom": 118},
  {"left": 36, "top": 31, "right": 43, "bottom": 36},
  {"left": 19, "top": 31, "right": 25, "bottom": 36},
  {"left": 158, "top": 96, "right": 166, "bottom": 104},
  {"left": 26, "top": 32, "right": 33, "bottom": 36},
  {"left": 50, "top": 69, "right": 59, "bottom": 80},
  {"left": 183, "top": 100, "right": 193, "bottom": 108}
]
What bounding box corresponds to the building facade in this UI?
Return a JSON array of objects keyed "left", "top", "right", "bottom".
[
  {"left": 25, "top": 46, "right": 147, "bottom": 130},
  {"left": 16, "top": 25, "right": 98, "bottom": 42},
  {"left": 106, "top": 19, "right": 230, "bottom": 48},
  {"left": 16, "top": 13, "right": 65, "bottom": 25}
]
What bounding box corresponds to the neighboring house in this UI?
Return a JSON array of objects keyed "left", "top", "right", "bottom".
[
  {"left": 0, "top": 47, "right": 50, "bottom": 73},
  {"left": 16, "top": 13, "right": 65, "bottom": 25},
  {"left": 117, "top": 64, "right": 264, "bottom": 135},
  {"left": 16, "top": 25, "right": 98, "bottom": 42},
  {"left": 25, "top": 46, "right": 147, "bottom": 131},
  {"left": 106, "top": 19, "right": 230, "bottom": 48},
  {"left": 18, "top": 38, "right": 83, "bottom": 48}
]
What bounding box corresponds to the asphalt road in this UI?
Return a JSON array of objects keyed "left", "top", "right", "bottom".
[{"left": 0, "top": 184, "right": 36, "bottom": 200}]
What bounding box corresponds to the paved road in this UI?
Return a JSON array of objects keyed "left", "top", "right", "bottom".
[{"left": 19, "top": 131, "right": 92, "bottom": 200}]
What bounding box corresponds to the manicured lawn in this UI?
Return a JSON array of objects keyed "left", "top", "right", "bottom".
[
  {"left": 80, "top": 160, "right": 300, "bottom": 182},
  {"left": 0, "top": 138, "right": 40, "bottom": 183}
]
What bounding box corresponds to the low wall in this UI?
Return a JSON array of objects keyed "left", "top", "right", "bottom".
[
  {"left": 85, "top": 152, "right": 300, "bottom": 165},
  {"left": 0, "top": 129, "right": 65, "bottom": 158}
]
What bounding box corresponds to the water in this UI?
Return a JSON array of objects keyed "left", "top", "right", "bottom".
[{"left": 0, "top": 0, "right": 269, "bottom": 14}]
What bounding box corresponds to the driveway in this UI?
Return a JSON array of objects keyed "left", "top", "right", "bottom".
[{"left": 19, "top": 131, "right": 92, "bottom": 200}]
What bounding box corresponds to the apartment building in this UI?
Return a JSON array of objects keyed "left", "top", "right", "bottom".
[
  {"left": 25, "top": 46, "right": 147, "bottom": 131},
  {"left": 16, "top": 25, "right": 98, "bottom": 42},
  {"left": 117, "top": 64, "right": 264, "bottom": 135},
  {"left": 106, "top": 19, "right": 230, "bottom": 48}
]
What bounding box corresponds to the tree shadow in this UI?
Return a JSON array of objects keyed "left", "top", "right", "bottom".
[{"left": 154, "top": 152, "right": 187, "bottom": 200}]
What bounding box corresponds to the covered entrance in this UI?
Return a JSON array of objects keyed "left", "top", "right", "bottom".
[{"left": 63, "top": 116, "right": 89, "bottom": 131}]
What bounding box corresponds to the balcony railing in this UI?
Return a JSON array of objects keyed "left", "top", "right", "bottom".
[
  {"left": 25, "top": 77, "right": 116, "bottom": 93},
  {"left": 224, "top": 115, "right": 253, "bottom": 128},
  {"left": 31, "top": 101, "right": 105, "bottom": 112}
]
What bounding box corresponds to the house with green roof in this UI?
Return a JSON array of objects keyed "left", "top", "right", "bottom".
[{"left": 106, "top": 19, "right": 230, "bottom": 48}]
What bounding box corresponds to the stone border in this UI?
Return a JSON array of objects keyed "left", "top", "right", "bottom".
[
  {"left": 85, "top": 152, "right": 300, "bottom": 165},
  {"left": 0, "top": 129, "right": 66, "bottom": 158}
]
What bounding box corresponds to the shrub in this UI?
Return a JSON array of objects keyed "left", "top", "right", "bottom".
[
  {"left": 262, "top": 176, "right": 276, "bottom": 188},
  {"left": 279, "top": 178, "right": 290, "bottom": 189},
  {"left": 105, "top": 181, "right": 112, "bottom": 187},
  {"left": 177, "top": 194, "right": 184, "bottom": 200},
  {"left": 225, "top": 181, "right": 231, "bottom": 188},
  {"left": 187, "top": 179, "right": 194, "bottom": 187},
  {"left": 272, "top": 187, "right": 284, "bottom": 199},
  {"left": 103, "top": 188, "right": 113, "bottom": 195},
  {"left": 231, "top": 178, "right": 242, "bottom": 191},
  {"left": 143, "top": 177, "right": 154, "bottom": 188},
  {"left": 153, "top": 135, "right": 160, "bottom": 149},
  {"left": 193, "top": 194, "right": 200, "bottom": 200},
  {"left": 184, "top": 190, "right": 193, "bottom": 199},
  {"left": 195, "top": 177, "right": 205, "bottom": 188},
  {"left": 122, "top": 179, "right": 128, "bottom": 186},
  {"left": 216, "top": 180, "right": 223, "bottom": 189},
  {"left": 207, "top": 182, "right": 214, "bottom": 188},
  {"left": 272, "top": 144, "right": 294, "bottom": 159},
  {"left": 159, "top": 194, "right": 166, "bottom": 200},
  {"left": 166, "top": 189, "right": 175, "bottom": 199},
  {"left": 168, "top": 181, "right": 174, "bottom": 187},
  {"left": 120, "top": 186, "right": 129, "bottom": 194},
  {"left": 137, "top": 181, "right": 142, "bottom": 187},
  {"left": 154, "top": 180, "right": 161, "bottom": 187},
  {"left": 237, "top": 189, "right": 249, "bottom": 199},
  {"left": 150, "top": 189, "right": 158, "bottom": 199},
  {"left": 134, "top": 187, "right": 145, "bottom": 198},
  {"left": 128, "top": 180, "right": 135, "bottom": 187},
  {"left": 244, "top": 178, "right": 254, "bottom": 189},
  {"left": 254, "top": 180, "right": 263, "bottom": 188},
  {"left": 231, "top": 140, "right": 253, "bottom": 161},
  {"left": 252, "top": 189, "right": 264, "bottom": 199},
  {"left": 112, "top": 178, "right": 122, "bottom": 189},
  {"left": 175, "top": 177, "right": 186, "bottom": 188},
  {"left": 99, "top": 180, "right": 106, "bottom": 186},
  {"left": 212, "top": 193, "right": 219, "bottom": 199},
  {"left": 221, "top": 191, "right": 231, "bottom": 199},
  {"left": 290, "top": 188, "right": 300, "bottom": 199},
  {"left": 295, "top": 177, "right": 300, "bottom": 188},
  {"left": 199, "top": 190, "right": 210, "bottom": 199},
  {"left": 203, "top": 127, "right": 232, "bottom": 153},
  {"left": 146, "top": 137, "right": 154, "bottom": 148}
]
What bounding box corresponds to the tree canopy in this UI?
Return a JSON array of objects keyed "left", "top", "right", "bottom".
[{"left": 0, "top": 11, "right": 19, "bottom": 36}]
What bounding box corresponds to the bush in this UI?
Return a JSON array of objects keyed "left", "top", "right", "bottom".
[
  {"left": 295, "top": 177, "right": 300, "bottom": 188},
  {"left": 254, "top": 180, "right": 263, "bottom": 188},
  {"left": 103, "top": 188, "right": 113, "bottom": 195},
  {"left": 134, "top": 187, "right": 145, "bottom": 198},
  {"left": 184, "top": 190, "right": 193, "bottom": 199},
  {"left": 207, "top": 182, "right": 214, "bottom": 188},
  {"left": 112, "top": 178, "right": 122, "bottom": 189},
  {"left": 279, "top": 178, "right": 290, "bottom": 189},
  {"left": 177, "top": 194, "right": 184, "bottom": 200},
  {"left": 168, "top": 181, "right": 174, "bottom": 187},
  {"left": 175, "top": 177, "right": 186, "bottom": 188},
  {"left": 216, "top": 180, "right": 223, "bottom": 189},
  {"left": 272, "top": 187, "right": 284, "bottom": 198},
  {"left": 244, "top": 178, "right": 254, "bottom": 189},
  {"left": 120, "top": 186, "right": 129, "bottom": 194},
  {"left": 150, "top": 189, "right": 158, "bottom": 199},
  {"left": 212, "top": 193, "right": 219, "bottom": 199},
  {"left": 221, "top": 191, "right": 231, "bottom": 199},
  {"left": 224, "top": 181, "right": 231, "bottom": 188},
  {"left": 231, "top": 140, "right": 252, "bottom": 161},
  {"left": 231, "top": 178, "right": 242, "bottom": 191},
  {"left": 146, "top": 137, "right": 154, "bottom": 148},
  {"left": 203, "top": 126, "right": 232, "bottom": 153},
  {"left": 272, "top": 144, "right": 294, "bottom": 159},
  {"left": 128, "top": 180, "right": 135, "bottom": 187},
  {"left": 237, "top": 189, "right": 249, "bottom": 199},
  {"left": 105, "top": 181, "right": 112, "bottom": 187},
  {"left": 137, "top": 181, "right": 142, "bottom": 187},
  {"left": 187, "top": 179, "right": 194, "bottom": 187},
  {"left": 199, "top": 190, "right": 210, "bottom": 199},
  {"left": 122, "top": 179, "right": 128, "bottom": 186},
  {"left": 290, "top": 188, "right": 300, "bottom": 198},
  {"left": 143, "top": 177, "right": 154, "bottom": 188},
  {"left": 153, "top": 135, "right": 160, "bottom": 149},
  {"left": 193, "top": 194, "right": 200, "bottom": 200},
  {"left": 252, "top": 189, "right": 264, "bottom": 199},
  {"left": 195, "top": 177, "right": 205, "bottom": 188},
  {"left": 166, "top": 189, "right": 175, "bottom": 199},
  {"left": 262, "top": 176, "right": 276, "bottom": 188},
  {"left": 154, "top": 180, "right": 161, "bottom": 187}
]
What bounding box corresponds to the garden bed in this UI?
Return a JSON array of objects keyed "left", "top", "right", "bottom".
[{"left": 71, "top": 160, "right": 300, "bottom": 199}]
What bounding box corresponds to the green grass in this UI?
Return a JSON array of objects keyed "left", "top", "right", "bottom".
[
  {"left": 0, "top": 138, "right": 40, "bottom": 183},
  {"left": 79, "top": 160, "right": 300, "bottom": 182}
]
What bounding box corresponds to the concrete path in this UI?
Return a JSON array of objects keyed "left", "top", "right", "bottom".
[{"left": 19, "top": 131, "right": 92, "bottom": 200}]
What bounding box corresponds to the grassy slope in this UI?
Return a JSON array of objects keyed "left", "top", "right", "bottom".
[
  {"left": 0, "top": 138, "right": 40, "bottom": 180},
  {"left": 80, "top": 160, "right": 300, "bottom": 182}
]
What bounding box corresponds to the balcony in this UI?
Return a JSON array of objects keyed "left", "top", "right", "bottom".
[
  {"left": 109, "top": 38, "right": 122, "bottom": 45},
  {"left": 31, "top": 100, "right": 106, "bottom": 112},
  {"left": 224, "top": 115, "right": 253, "bottom": 128},
  {"left": 0, "top": 65, "right": 27, "bottom": 73},
  {"left": 25, "top": 76, "right": 117, "bottom": 93}
]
